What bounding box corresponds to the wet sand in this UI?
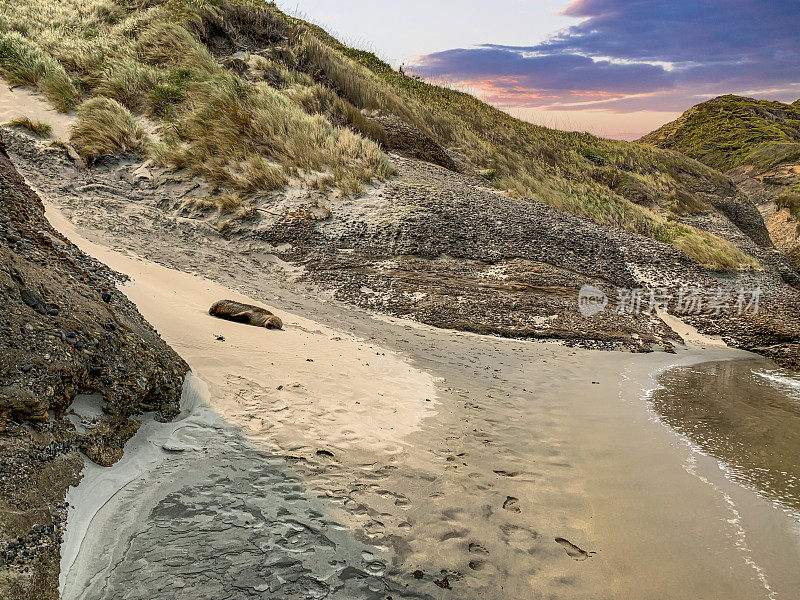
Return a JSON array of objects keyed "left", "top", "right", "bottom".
[
  {"left": 40, "top": 202, "right": 800, "bottom": 599},
  {"left": 652, "top": 359, "right": 800, "bottom": 516}
]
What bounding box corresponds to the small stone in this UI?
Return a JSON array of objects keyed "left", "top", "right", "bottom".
[{"left": 20, "top": 364, "right": 33, "bottom": 373}]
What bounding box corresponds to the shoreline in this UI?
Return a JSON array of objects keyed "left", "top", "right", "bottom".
[
  {"left": 44, "top": 200, "right": 800, "bottom": 599},
  {"left": 59, "top": 373, "right": 213, "bottom": 595}
]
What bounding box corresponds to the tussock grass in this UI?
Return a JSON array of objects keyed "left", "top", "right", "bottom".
[
  {"left": 289, "top": 83, "right": 386, "bottom": 143},
  {"left": 150, "top": 73, "right": 392, "bottom": 195},
  {"left": 777, "top": 190, "right": 800, "bottom": 223},
  {"left": 5, "top": 115, "right": 52, "bottom": 136},
  {"left": 673, "top": 232, "right": 759, "bottom": 271},
  {"left": 0, "top": 31, "right": 79, "bottom": 111},
  {"left": 295, "top": 35, "right": 418, "bottom": 128},
  {"left": 190, "top": 191, "right": 245, "bottom": 213},
  {"left": 0, "top": 0, "right": 393, "bottom": 195},
  {"left": 70, "top": 97, "right": 144, "bottom": 163}
]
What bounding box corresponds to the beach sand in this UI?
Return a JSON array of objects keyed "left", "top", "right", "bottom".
[
  {"left": 41, "top": 203, "right": 800, "bottom": 599},
  {"left": 0, "top": 86, "right": 74, "bottom": 141}
]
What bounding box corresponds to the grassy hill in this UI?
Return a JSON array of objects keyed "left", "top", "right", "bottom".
[
  {"left": 0, "top": 0, "right": 760, "bottom": 270},
  {"left": 640, "top": 95, "right": 800, "bottom": 262},
  {"left": 640, "top": 95, "right": 800, "bottom": 172}
]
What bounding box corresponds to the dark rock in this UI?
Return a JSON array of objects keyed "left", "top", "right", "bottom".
[
  {"left": 19, "top": 288, "right": 47, "bottom": 314},
  {"left": 371, "top": 114, "right": 460, "bottom": 172}
]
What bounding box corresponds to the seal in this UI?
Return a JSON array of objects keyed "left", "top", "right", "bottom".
[{"left": 209, "top": 300, "right": 283, "bottom": 329}]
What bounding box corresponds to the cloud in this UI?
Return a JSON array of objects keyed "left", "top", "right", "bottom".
[{"left": 409, "top": 0, "right": 800, "bottom": 113}]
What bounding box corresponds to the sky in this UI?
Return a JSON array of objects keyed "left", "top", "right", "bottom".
[{"left": 276, "top": 1, "right": 800, "bottom": 140}]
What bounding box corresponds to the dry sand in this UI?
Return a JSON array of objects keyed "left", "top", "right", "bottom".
[
  {"left": 40, "top": 202, "right": 800, "bottom": 600},
  {"left": 0, "top": 85, "right": 74, "bottom": 141}
]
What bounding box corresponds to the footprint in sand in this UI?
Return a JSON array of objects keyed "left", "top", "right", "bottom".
[
  {"left": 493, "top": 469, "right": 521, "bottom": 478},
  {"left": 502, "top": 496, "right": 521, "bottom": 512},
  {"left": 468, "top": 542, "right": 489, "bottom": 555},
  {"left": 554, "top": 537, "right": 593, "bottom": 561}
]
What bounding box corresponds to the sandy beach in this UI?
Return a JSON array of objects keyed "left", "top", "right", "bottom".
[{"left": 40, "top": 202, "right": 800, "bottom": 599}]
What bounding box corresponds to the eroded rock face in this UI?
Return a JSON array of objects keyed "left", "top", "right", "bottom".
[
  {"left": 0, "top": 136, "right": 187, "bottom": 599},
  {"left": 730, "top": 166, "right": 800, "bottom": 271},
  {"left": 371, "top": 114, "right": 462, "bottom": 172}
]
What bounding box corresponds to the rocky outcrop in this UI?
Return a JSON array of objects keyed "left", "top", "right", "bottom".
[
  {"left": 5, "top": 126, "right": 800, "bottom": 369},
  {"left": 279, "top": 157, "right": 800, "bottom": 366},
  {"left": 371, "top": 114, "right": 461, "bottom": 172},
  {"left": 0, "top": 136, "right": 187, "bottom": 599}
]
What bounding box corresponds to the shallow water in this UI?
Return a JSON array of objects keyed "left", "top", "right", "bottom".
[{"left": 651, "top": 359, "right": 800, "bottom": 517}]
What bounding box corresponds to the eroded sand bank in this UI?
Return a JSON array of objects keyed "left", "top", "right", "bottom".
[{"left": 43, "top": 202, "right": 800, "bottom": 600}]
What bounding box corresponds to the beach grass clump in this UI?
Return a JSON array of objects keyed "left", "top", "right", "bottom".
[
  {"left": 70, "top": 96, "right": 144, "bottom": 163},
  {"left": 672, "top": 229, "right": 760, "bottom": 271},
  {"left": 295, "top": 34, "right": 418, "bottom": 127},
  {"left": 0, "top": 31, "right": 79, "bottom": 111},
  {"left": 5, "top": 115, "right": 52, "bottom": 137},
  {"left": 776, "top": 190, "right": 800, "bottom": 223},
  {"left": 149, "top": 73, "right": 393, "bottom": 195},
  {"left": 289, "top": 83, "right": 386, "bottom": 143},
  {"left": 189, "top": 191, "right": 244, "bottom": 213}
]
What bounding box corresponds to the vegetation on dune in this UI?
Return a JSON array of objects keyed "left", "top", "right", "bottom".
[
  {"left": 5, "top": 115, "right": 51, "bottom": 137},
  {"left": 640, "top": 95, "right": 800, "bottom": 250},
  {"left": 639, "top": 95, "right": 800, "bottom": 172},
  {"left": 0, "top": 0, "right": 757, "bottom": 270},
  {"left": 777, "top": 191, "right": 800, "bottom": 225},
  {"left": 70, "top": 96, "right": 144, "bottom": 163},
  {"left": 309, "top": 34, "right": 756, "bottom": 270},
  {"left": 0, "top": 0, "right": 392, "bottom": 195}
]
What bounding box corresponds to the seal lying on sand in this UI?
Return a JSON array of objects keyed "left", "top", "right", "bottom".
[{"left": 209, "top": 300, "right": 283, "bottom": 329}]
